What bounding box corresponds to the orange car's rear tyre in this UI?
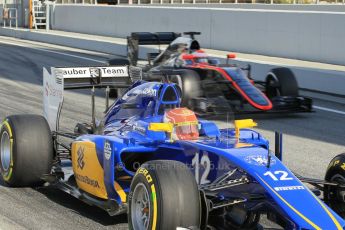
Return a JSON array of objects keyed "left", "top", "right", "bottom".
[{"left": 170, "top": 69, "right": 202, "bottom": 108}]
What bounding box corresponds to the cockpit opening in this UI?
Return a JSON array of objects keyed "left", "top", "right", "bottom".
[
  {"left": 190, "top": 40, "right": 200, "bottom": 50},
  {"left": 158, "top": 85, "right": 181, "bottom": 115},
  {"left": 162, "top": 86, "right": 178, "bottom": 102}
]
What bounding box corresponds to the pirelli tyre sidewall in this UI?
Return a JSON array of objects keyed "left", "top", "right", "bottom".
[
  {"left": 0, "top": 119, "right": 14, "bottom": 183},
  {"left": 0, "top": 115, "right": 54, "bottom": 187},
  {"left": 128, "top": 160, "right": 201, "bottom": 230},
  {"left": 324, "top": 152, "right": 345, "bottom": 218},
  {"left": 129, "top": 165, "right": 157, "bottom": 230}
]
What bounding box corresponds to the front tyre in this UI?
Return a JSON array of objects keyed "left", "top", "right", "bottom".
[
  {"left": 0, "top": 115, "right": 54, "bottom": 186},
  {"left": 266, "top": 67, "right": 299, "bottom": 98},
  {"left": 128, "top": 160, "right": 201, "bottom": 230},
  {"left": 324, "top": 153, "right": 345, "bottom": 218}
]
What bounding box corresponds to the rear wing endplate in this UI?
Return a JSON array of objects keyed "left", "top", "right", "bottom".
[
  {"left": 128, "top": 32, "right": 181, "bottom": 66},
  {"left": 43, "top": 66, "right": 133, "bottom": 132}
]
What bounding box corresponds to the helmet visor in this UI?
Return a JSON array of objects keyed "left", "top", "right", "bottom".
[{"left": 175, "top": 123, "right": 199, "bottom": 140}]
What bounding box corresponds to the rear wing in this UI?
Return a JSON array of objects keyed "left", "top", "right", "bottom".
[
  {"left": 43, "top": 66, "right": 136, "bottom": 132},
  {"left": 127, "top": 32, "right": 181, "bottom": 66}
]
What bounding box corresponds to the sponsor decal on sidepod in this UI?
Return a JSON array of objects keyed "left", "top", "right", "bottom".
[{"left": 104, "top": 141, "right": 112, "bottom": 161}]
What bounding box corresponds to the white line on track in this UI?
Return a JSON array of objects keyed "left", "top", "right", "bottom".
[
  {"left": 314, "top": 105, "right": 345, "bottom": 115},
  {"left": 0, "top": 40, "right": 107, "bottom": 64}
]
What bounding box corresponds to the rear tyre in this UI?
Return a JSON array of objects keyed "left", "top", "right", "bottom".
[
  {"left": 128, "top": 160, "right": 201, "bottom": 230},
  {"left": 324, "top": 153, "right": 345, "bottom": 218},
  {"left": 0, "top": 115, "right": 54, "bottom": 186},
  {"left": 265, "top": 67, "right": 299, "bottom": 98},
  {"left": 170, "top": 69, "right": 202, "bottom": 108}
]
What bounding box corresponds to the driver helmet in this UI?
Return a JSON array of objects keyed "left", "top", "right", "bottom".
[{"left": 163, "top": 108, "right": 199, "bottom": 141}]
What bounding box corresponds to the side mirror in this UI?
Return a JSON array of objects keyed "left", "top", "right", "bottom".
[
  {"left": 148, "top": 123, "right": 174, "bottom": 133},
  {"left": 226, "top": 53, "right": 237, "bottom": 65},
  {"left": 234, "top": 119, "right": 257, "bottom": 139},
  {"left": 227, "top": 53, "right": 236, "bottom": 59}
]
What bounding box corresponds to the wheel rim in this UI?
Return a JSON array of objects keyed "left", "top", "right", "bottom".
[
  {"left": 0, "top": 131, "right": 11, "bottom": 171},
  {"left": 266, "top": 76, "right": 280, "bottom": 98},
  {"left": 330, "top": 174, "right": 345, "bottom": 182},
  {"left": 329, "top": 174, "right": 345, "bottom": 199},
  {"left": 131, "top": 183, "right": 151, "bottom": 230}
]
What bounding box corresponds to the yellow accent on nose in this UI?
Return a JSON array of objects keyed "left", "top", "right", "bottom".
[
  {"left": 257, "top": 174, "right": 321, "bottom": 230},
  {"left": 309, "top": 189, "right": 342, "bottom": 230}
]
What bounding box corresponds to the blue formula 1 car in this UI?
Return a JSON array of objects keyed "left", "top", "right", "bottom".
[{"left": 0, "top": 65, "right": 345, "bottom": 230}]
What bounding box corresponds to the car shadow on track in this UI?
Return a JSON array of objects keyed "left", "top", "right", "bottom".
[{"left": 35, "top": 186, "right": 128, "bottom": 227}]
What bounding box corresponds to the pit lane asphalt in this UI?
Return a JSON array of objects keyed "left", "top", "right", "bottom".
[{"left": 0, "top": 37, "right": 344, "bottom": 230}]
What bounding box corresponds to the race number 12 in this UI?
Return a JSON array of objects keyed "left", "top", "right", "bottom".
[
  {"left": 264, "top": 171, "right": 293, "bottom": 181},
  {"left": 192, "top": 152, "right": 211, "bottom": 184}
]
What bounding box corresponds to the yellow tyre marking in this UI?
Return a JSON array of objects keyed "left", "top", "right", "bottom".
[
  {"left": 136, "top": 167, "right": 158, "bottom": 229},
  {"left": 341, "top": 163, "right": 345, "bottom": 171},
  {"left": 2, "top": 120, "right": 12, "bottom": 137},
  {"left": 1, "top": 120, "right": 13, "bottom": 181},
  {"left": 151, "top": 184, "right": 157, "bottom": 230},
  {"left": 257, "top": 174, "right": 321, "bottom": 230},
  {"left": 114, "top": 182, "right": 127, "bottom": 203}
]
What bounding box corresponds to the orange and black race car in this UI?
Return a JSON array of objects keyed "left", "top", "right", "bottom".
[{"left": 108, "top": 32, "right": 312, "bottom": 115}]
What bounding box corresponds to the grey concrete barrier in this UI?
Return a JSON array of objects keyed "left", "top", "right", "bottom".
[
  {"left": 51, "top": 5, "right": 345, "bottom": 66},
  {"left": 151, "top": 4, "right": 345, "bottom": 11},
  {"left": 0, "top": 28, "right": 128, "bottom": 54}
]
